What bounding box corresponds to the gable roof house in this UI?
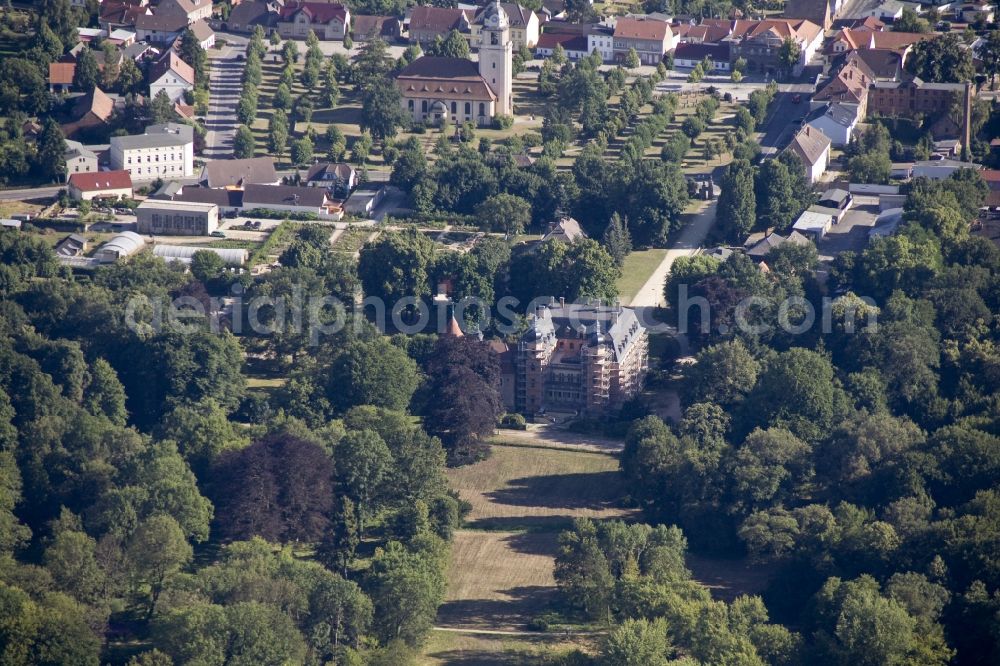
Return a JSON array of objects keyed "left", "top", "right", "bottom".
[
  {"left": 186, "top": 18, "right": 216, "bottom": 49},
  {"left": 67, "top": 170, "right": 134, "bottom": 201},
  {"left": 784, "top": 125, "right": 832, "bottom": 183},
  {"left": 612, "top": 17, "right": 676, "bottom": 66},
  {"left": 304, "top": 162, "right": 357, "bottom": 197},
  {"left": 723, "top": 18, "right": 823, "bottom": 77},
  {"left": 805, "top": 102, "right": 861, "bottom": 146},
  {"left": 351, "top": 15, "right": 402, "bottom": 42},
  {"left": 62, "top": 87, "right": 116, "bottom": 139},
  {"left": 673, "top": 42, "right": 731, "bottom": 71},
  {"left": 156, "top": 0, "right": 214, "bottom": 24},
  {"left": 408, "top": 6, "right": 473, "bottom": 45},
  {"left": 49, "top": 62, "right": 76, "bottom": 93},
  {"left": 471, "top": 3, "right": 540, "bottom": 49},
  {"left": 782, "top": 0, "right": 834, "bottom": 30},
  {"left": 134, "top": 9, "right": 189, "bottom": 43},
  {"left": 64, "top": 140, "right": 99, "bottom": 182},
  {"left": 100, "top": 2, "right": 152, "bottom": 31},
  {"left": 202, "top": 157, "right": 280, "bottom": 189},
  {"left": 812, "top": 58, "right": 873, "bottom": 114},
  {"left": 277, "top": 2, "right": 350, "bottom": 40},
  {"left": 242, "top": 184, "right": 337, "bottom": 217},
  {"left": 224, "top": 0, "right": 279, "bottom": 34},
  {"left": 148, "top": 50, "right": 195, "bottom": 102}
]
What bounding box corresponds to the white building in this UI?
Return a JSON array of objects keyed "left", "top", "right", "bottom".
[
  {"left": 784, "top": 125, "right": 832, "bottom": 184},
  {"left": 149, "top": 51, "right": 195, "bottom": 103},
  {"left": 805, "top": 103, "right": 860, "bottom": 147},
  {"left": 110, "top": 123, "right": 195, "bottom": 181}
]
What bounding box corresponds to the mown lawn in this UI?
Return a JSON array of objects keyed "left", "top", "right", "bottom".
[{"left": 616, "top": 248, "right": 668, "bottom": 303}]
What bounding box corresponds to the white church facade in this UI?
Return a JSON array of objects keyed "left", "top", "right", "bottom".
[{"left": 395, "top": 1, "right": 513, "bottom": 127}]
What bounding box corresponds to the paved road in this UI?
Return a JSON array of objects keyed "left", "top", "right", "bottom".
[
  {"left": 204, "top": 42, "right": 246, "bottom": 159},
  {"left": 0, "top": 185, "right": 64, "bottom": 200}
]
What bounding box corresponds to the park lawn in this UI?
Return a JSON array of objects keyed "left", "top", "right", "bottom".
[
  {"left": 616, "top": 248, "right": 668, "bottom": 303},
  {"left": 245, "top": 376, "right": 286, "bottom": 390},
  {"left": 421, "top": 630, "right": 593, "bottom": 665}
]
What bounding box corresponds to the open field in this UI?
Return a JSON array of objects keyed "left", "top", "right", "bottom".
[
  {"left": 617, "top": 248, "right": 668, "bottom": 303},
  {"left": 422, "top": 630, "right": 592, "bottom": 666},
  {"left": 446, "top": 444, "right": 633, "bottom": 531}
]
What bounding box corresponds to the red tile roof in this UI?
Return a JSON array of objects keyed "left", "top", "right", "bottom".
[
  {"left": 613, "top": 17, "right": 670, "bottom": 41},
  {"left": 49, "top": 62, "right": 76, "bottom": 85},
  {"left": 409, "top": 6, "right": 471, "bottom": 33},
  {"left": 68, "top": 170, "right": 133, "bottom": 192},
  {"left": 150, "top": 50, "right": 195, "bottom": 85}
]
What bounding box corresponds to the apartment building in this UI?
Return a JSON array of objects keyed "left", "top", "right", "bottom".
[
  {"left": 612, "top": 17, "right": 675, "bottom": 65},
  {"left": 110, "top": 122, "right": 195, "bottom": 181}
]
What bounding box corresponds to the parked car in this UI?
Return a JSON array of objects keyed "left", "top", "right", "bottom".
[
  {"left": 210, "top": 230, "right": 226, "bottom": 238},
  {"left": 792, "top": 93, "right": 802, "bottom": 103}
]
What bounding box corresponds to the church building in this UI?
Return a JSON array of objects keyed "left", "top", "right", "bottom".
[{"left": 395, "top": 1, "right": 513, "bottom": 127}]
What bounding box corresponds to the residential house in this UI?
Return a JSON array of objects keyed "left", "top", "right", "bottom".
[
  {"left": 721, "top": 18, "right": 823, "bottom": 77},
  {"left": 148, "top": 51, "right": 195, "bottom": 102},
  {"left": 812, "top": 57, "right": 873, "bottom": 114},
  {"left": 110, "top": 122, "right": 195, "bottom": 181},
  {"left": 135, "top": 10, "right": 189, "bottom": 43},
  {"left": 784, "top": 125, "right": 832, "bottom": 183},
  {"left": 471, "top": 3, "right": 540, "bottom": 49},
  {"left": 980, "top": 169, "right": 1000, "bottom": 207},
  {"left": 64, "top": 141, "right": 99, "bottom": 181},
  {"left": 959, "top": 3, "right": 995, "bottom": 23},
  {"left": 188, "top": 19, "right": 216, "bottom": 49},
  {"left": 100, "top": 2, "right": 152, "bottom": 32},
  {"left": 408, "top": 6, "right": 472, "bottom": 45},
  {"left": 107, "top": 28, "right": 138, "bottom": 46},
  {"left": 782, "top": 0, "right": 834, "bottom": 30},
  {"left": 351, "top": 15, "right": 402, "bottom": 42},
  {"left": 304, "top": 162, "right": 357, "bottom": 198},
  {"left": 842, "top": 48, "right": 903, "bottom": 80},
  {"left": 242, "top": 184, "right": 337, "bottom": 217},
  {"left": 514, "top": 301, "right": 648, "bottom": 416},
  {"left": 540, "top": 216, "right": 587, "bottom": 243},
  {"left": 68, "top": 170, "right": 134, "bottom": 201},
  {"left": 674, "top": 21, "right": 733, "bottom": 44},
  {"left": 805, "top": 102, "right": 861, "bottom": 146},
  {"left": 534, "top": 31, "right": 590, "bottom": 60},
  {"left": 49, "top": 62, "right": 75, "bottom": 93},
  {"left": 827, "top": 28, "right": 932, "bottom": 58},
  {"left": 156, "top": 0, "right": 214, "bottom": 24},
  {"left": 136, "top": 199, "right": 219, "bottom": 235},
  {"left": 224, "top": 0, "right": 278, "bottom": 34},
  {"left": 745, "top": 230, "right": 811, "bottom": 258},
  {"left": 277, "top": 2, "right": 350, "bottom": 40},
  {"left": 62, "top": 87, "right": 116, "bottom": 139},
  {"left": 612, "top": 17, "right": 675, "bottom": 66},
  {"left": 673, "top": 42, "right": 731, "bottom": 71},
  {"left": 202, "top": 157, "right": 280, "bottom": 188}
]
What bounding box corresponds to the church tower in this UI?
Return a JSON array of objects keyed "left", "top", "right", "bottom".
[{"left": 478, "top": 1, "right": 513, "bottom": 117}]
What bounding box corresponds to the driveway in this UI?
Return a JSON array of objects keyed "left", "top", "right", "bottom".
[{"left": 204, "top": 42, "right": 246, "bottom": 159}]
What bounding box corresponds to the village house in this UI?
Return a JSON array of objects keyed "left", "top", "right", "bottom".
[
  {"left": 224, "top": 0, "right": 278, "bottom": 34},
  {"left": 135, "top": 11, "right": 188, "bottom": 43},
  {"left": 304, "top": 162, "right": 357, "bottom": 197},
  {"left": 534, "top": 23, "right": 613, "bottom": 61},
  {"left": 783, "top": 0, "right": 835, "bottom": 30},
  {"left": 397, "top": 2, "right": 513, "bottom": 126},
  {"left": 49, "top": 62, "right": 75, "bottom": 93},
  {"left": 408, "top": 6, "right": 473, "bottom": 46},
  {"left": 62, "top": 87, "right": 116, "bottom": 139},
  {"left": 148, "top": 50, "right": 196, "bottom": 102},
  {"left": 612, "top": 17, "right": 676, "bottom": 65},
  {"left": 187, "top": 18, "right": 216, "bottom": 49},
  {"left": 351, "top": 15, "right": 401, "bottom": 42},
  {"left": 157, "top": 0, "right": 214, "bottom": 24},
  {"left": 717, "top": 18, "right": 823, "bottom": 77},
  {"left": 242, "top": 184, "right": 338, "bottom": 217},
  {"left": 277, "top": 1, "right": 350, "bottom": 40},
  {"left": 110, "top": 122, "right": 195, "bottom": 181},
  {"left": 68, "top": 170, "right": 134, "bottom": 202},
  {"left": 673, "top": 42, "right": 731, "bottom": 71},
  {"left": 201, "top": 157, "right": 280, "bottom": 188},
  {"left": 804, "top": 102, "right": 861, "bottom": 146},
  {"left": 166, "top": 185, "right": 244, "bottom": 215},
  {"left": 534, "top": 31, "right": 589, "bottom": 60},
  {"left": 100, "top": 2, "right": 151, "bottom": 32},
  {"left": 471, "top": 3, "right": 540, "bottom": 49},
  {"left": 784, "top": 125, "right": 832, "bottom": 184},
  {"left": 812, "top": 57, "right": 873, "bottom": 114},
  {"left": 513, "top": 301, "right": 648, "bottom": 416},
  {"left": 64, "top": 141, "right": 100, "bottom": 181}
]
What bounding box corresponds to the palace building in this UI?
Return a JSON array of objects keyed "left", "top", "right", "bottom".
[{"left": 395, "top": 0, "right": 513, "bottom": 127}]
